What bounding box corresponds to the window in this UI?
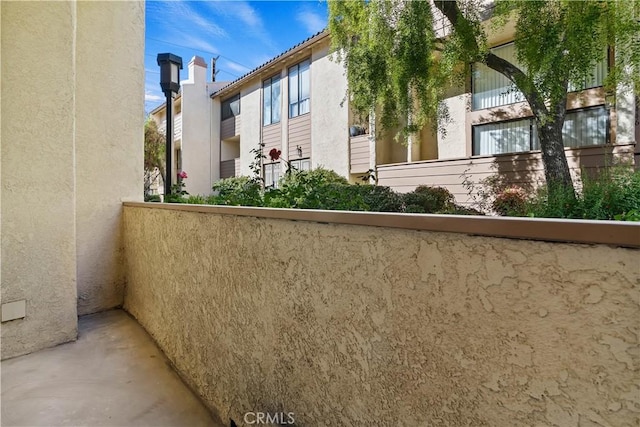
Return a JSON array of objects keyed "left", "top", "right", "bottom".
[
  {"left": 562, "top": 106, "right": 608, "bottom": 148},
  {"left": 289, "top": 59, "right": 310, "bottom": 118},
  {"left": 472, "top": 118, "right": 535, "bottom": 155},
  {"left": 289, "top": 158, "right": 311, "bottom": 172},
  {"left": 472, "top": 43, "right": 608, "bottom": 110},
  {"left": 472, "top": 106, "right": 608, "bottom": 155},
  {"left": 263, "top": 75, "right": 281, "bottom": 126},
  {"left": 264, "top": 162, "right": 281, "bottom": 188},
  {"left": 221, "top": 94, "right": 240, "bottom": 120},
  {"left": 472, "top": 43, "right": 525, "bottom": 110}
]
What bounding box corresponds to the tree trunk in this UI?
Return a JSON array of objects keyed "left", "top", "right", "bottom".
[{"left": 536, "top": 120, "right": 574, "bottom": 190}]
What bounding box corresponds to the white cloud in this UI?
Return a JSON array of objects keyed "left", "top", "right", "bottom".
[
  {"left": 296, "top": 9, "right": 326, "bottom": 35},
  {"left": 179, "top": 34, "right": 220, "bottom": 55},
  {"left": 163, "top": 1, "right": 227, "bottom": 38},
  {"left": 145, "top": 90, "right": 164, "bottom": 103},
  {"left": 202, "top": 1, "right": 276, "bottom": 50},
  {"left": 224, "top": 60, "right": 251, "bottom": 75}
]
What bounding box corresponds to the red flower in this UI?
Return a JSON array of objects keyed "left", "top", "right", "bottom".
[
  {"left": 269, "top": 148, "right": 282, "bottom": 162},
  {"left": 178, "top": 170, "right": 188, "bottom": 179}
]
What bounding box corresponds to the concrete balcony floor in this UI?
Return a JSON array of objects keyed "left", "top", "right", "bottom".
[{"left": 1, "top": 310, "right": 224, "bottom": 427}]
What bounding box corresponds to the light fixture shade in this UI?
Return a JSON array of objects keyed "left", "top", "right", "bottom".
[{"left": 157, "top": 53, "right": 183, "bottom": 95}]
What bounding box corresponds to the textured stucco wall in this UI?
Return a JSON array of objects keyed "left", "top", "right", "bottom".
[
  {"left": 1, "top": 1, "right": 144, "bottom": 358},
  {"left": 311, "top": 43, "right": 349, "bottom": 176},
  {"left": 124, "top": 206, "right": 639, "bottom": 426},
  {"left": 1, "top": 1, "right": 78, "bottom": 358},
  {"left": 75, "top": 1, "right": 144, "bottom": 315}
]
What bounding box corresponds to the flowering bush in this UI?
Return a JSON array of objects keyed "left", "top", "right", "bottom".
[
  {"left": 165, "top": 170, "right": 189, "bottom": 203},
  {"left": 492, "top": 186, "right": 529, "bottom": 216}
]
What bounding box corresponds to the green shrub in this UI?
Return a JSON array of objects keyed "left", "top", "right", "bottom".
[
  {"left": 144, "top": 194, "right": 161, "bottom": 202},
  {"left": 404, "top": 204, "right": 426, "bottom": 213},
  {"left": 211, "top": 176, "right": 263, "bottom": 206},
  {"left": 492, "top": 186, "right": 529, "bottom": 216},
  {"left": 164, "top": 193, "right": 186, "bottom": 203},
  {"left": 441, "top": 205, "right": 485, "bottom": 216},
  {"left": 268, "top": 168, "right": 359, "bottom": 209},
  {"left": 615, "top": 209, "right": 640, "bottom": 221},
  {"left": 185, "top": 194, "right": 207, "bottom": 204},
  {"left": 579, "top": 167, "right": 640, "bottom": 220},
  {"left": 402, "top": 186, "right": 454, "bottom": 213},
  {"left": 526, "top": 166, "right": 640, "bottom": 220},
  {"left": 353, "top": 185, "right": 404, "bottom": 212}
]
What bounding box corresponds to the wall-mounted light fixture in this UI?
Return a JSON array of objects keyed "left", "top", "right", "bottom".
[
  {"left": 297, "top": 145, "right": 303, "bottom": 158},
  {"left": 157, "top": 53, "right": 183, "bottom": 197}
]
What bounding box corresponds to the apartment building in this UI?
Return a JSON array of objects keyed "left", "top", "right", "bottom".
[
  {"left": 374, "top": 12, "right": 639, "bottom": 204},
  {"left": 152, "top": 25, "right": 638, "bottom": 203},
  {"left": 150, "top": 56, "right": 228, "bottom": 196},
  {"left": 211, "top": 30, "right": 358, "bottom": 188}
]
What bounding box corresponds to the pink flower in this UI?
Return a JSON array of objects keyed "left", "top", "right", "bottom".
[
  {"left": 178, "top": 170, "right": 188, "bottom": 179},
  {"left": 268, "top": 148, "right": 281, "bottom": 162}
]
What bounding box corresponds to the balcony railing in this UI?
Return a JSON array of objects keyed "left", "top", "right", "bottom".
[
  {"left": 221, "top": 115, "right": 241, "bottom": 140},
  {"left": 349, "top": 133, "right": 370, "bottom": 174},
  {"left": 376, "top": 143, "right": 636, "bottom": 206},
  {"left": 220, "top": 157, "right": 240, "bottom": 179},
  {"left": 157, "top": 113, "right": 182, "bottom": 143}
]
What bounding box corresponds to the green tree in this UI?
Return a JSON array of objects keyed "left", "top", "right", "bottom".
[
  {"left": 328, "top": 0, "right": 639, "bottom": 192},
  {"left": 144, "top": 118, "right": 165, "bottom": 196}
]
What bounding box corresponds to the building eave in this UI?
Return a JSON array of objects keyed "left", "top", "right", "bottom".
[
  {"left": 211, "top": 29, "right": 329, "bottom": 99},
  {"left": 149, "top": 93, "right": 182, "bottom": 116}
]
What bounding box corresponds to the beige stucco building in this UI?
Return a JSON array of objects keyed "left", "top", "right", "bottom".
[
  {"left": 149, "top": 57, "right": 228, "bottom": 197},
  {"left": 1, "top": 1, "right": 144, "bottom": 359},
  {"left": 154, "top": 23, "right": 637, "bottom": 204}
]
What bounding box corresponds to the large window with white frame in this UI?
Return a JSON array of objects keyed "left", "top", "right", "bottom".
[
  {"left": 472, "top": 43, "right": 608, "bottom": 110},
  {"left": 263, "top": 75, "right": 281, "bottom": 126},
  {"left": 264, "top": 162, "right": 281, "bottom": 188},
  {"left": 221, "top": 94, "right": 240, "bottom": 120},
  {"left": 289, "top": 59, "right": 310, "bottom": 118},
  {"left": 472, "top": 105, "right": 608, "bottom": 156},
  {"left": 289, "top": 158, "right": 311, "bottom": 172}
]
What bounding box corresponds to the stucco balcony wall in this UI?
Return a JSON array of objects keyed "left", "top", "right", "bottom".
[{"left": 123, "top": 203, "right": 639, "bottom": 426}]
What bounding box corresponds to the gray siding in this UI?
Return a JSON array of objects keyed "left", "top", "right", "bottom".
[
  {"left": 221, "top": 116, "right": 240, "bottom": 140},
  {"left": 220, "top": 158, "right": 239, "bottom": 179}
]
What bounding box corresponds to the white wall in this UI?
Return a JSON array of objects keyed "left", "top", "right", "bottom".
[
  {"left": 239, "top": 79, "right": 262, "bottom": 176},
  {"left": 211, "top": 98, "right": 222, "bottom": 182},
  {"left": 182, "top": 58, "right": 214, "bottom": 196},
  {"left": 310, "top": 44, "right": 350, "bottom": 176}
]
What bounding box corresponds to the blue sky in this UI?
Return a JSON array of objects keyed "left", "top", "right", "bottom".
[{"left": 145, "top": 0, "right": 328, "bottom": 113}]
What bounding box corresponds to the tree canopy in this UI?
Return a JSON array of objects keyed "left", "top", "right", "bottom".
[
  {"left": 144, "top": 118, "right": 165, "bottom": 195},
  {"left": 329, "top": 0, "right": 639, "bottom": 189}
]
